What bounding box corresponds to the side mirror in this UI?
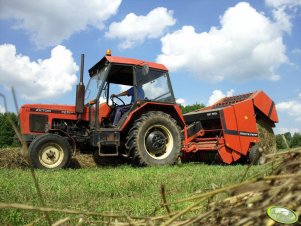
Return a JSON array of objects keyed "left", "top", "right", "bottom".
[{"left": 142, "top": 64, "right": 149, "bottom": 76}]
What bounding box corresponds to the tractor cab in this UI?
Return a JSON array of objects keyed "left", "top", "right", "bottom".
[{"left": 85, "top": 50, "right": 176, "bottom": 128}]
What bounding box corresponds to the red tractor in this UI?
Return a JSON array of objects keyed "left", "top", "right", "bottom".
[{"left": 19, "top": 51, "right": 278, "bottom": 169}]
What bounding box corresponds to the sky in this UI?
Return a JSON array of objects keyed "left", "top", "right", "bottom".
[{"left": 0, "top": 0, "right": 300, "bottom": 134}]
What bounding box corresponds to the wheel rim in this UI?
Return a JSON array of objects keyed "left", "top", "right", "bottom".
[
  {"left": 144, "top": 124, "right": 173, "bottom": 160},
  {"left": 38, "top": 143, "right": 64, "bottom": 168}
]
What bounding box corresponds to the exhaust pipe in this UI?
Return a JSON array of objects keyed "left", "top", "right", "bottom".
[{"left": 75, "top": 54, "right": 85, "bottom": 121}]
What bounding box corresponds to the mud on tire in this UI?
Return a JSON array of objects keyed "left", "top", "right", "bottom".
[
  {"left": 29, "top": 133, "right": 72, "bottom": 169},
  {"left": 126, "top": 111, "right": 181, "bottom": 166}
]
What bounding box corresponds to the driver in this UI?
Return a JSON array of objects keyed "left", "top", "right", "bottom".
[
  {"left": 110, "top": 86, "right": 145, "bottom": 125},
  {"left": 111, "top": 86, "right": 144, "bottom": 103}
]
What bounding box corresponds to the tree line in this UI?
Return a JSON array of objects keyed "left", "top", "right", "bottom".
[
  {"left": 276, "top": 132, "right": 301, "bottom": 149},
  {"left": 180, "top": 103, "right": 205, "bottom": 114},
  {"left": 0, "top": 112, "right": 19, "bottom": 147}
]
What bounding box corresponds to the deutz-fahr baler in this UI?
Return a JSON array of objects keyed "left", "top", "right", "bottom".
[{"left": 19, "top": 50, "right": 278, "bottom": 169}]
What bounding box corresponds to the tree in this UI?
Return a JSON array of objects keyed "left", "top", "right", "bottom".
[
  {"left": 276, "top": 134, "right": 286, "bottom": 149},
  {"left": 0, "top": 112, "right": 19, "bottom": 148},
  {"left": 181, "top": 103, "right": 205, "bottom": 114},
  {"left": 275, "top": 132, "right": 301, "bottom": 150},
  {"left": 290, "top": 132, "right": 301, "bottom": 148}
]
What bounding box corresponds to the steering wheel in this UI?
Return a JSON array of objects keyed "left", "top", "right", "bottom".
[{"left": 110, "top": 95, "right": 125, "bottom": 107}]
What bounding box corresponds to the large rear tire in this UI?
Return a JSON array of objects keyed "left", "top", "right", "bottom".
[
  {"left": 126, "top": 111, "right": 181, "bottom": 166},
  {"left": 29, "top": 134, "right": 72, "bottom": 169}
]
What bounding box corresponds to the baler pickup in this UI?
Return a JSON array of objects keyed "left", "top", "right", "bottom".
[{"left": 182, "top": 90, "right": 278, "bottom": 164}]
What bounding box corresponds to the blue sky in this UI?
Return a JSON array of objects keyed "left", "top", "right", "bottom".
[{"left": 0, "top": 0, "right": 300, "bottom": 134}]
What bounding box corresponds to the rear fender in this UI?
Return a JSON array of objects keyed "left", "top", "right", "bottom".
[{"left": 120, "top": 102, "right": 185, "bottom": 132}]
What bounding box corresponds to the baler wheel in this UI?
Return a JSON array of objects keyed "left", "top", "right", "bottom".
[
  {"left": 28, "top": 133, "right": 72, "bottom": 169},
  {"left": 248, "top": 144, "right": 262, "bottom": 164},
  {"left": 126, "top": 111, "right": 181, "bottom": 166}
]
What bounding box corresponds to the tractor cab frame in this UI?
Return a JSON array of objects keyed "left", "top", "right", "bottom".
[{"left": 85, "top": 55, "right": 176, "bottom": 129}]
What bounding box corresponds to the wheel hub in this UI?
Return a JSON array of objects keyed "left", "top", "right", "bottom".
[
  {"left": 46, "top": 150, "right": 55, "bottom": 159},
  {"left": 146, "top": 130, "right": 167, "bottom": 155},
  {"left": 39, "top": 144, "right": 64, "bottom": 168}
]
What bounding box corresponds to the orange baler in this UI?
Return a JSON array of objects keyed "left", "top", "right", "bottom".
[{"left": 182, "top": 91, "right": 278, "bottom": 164}]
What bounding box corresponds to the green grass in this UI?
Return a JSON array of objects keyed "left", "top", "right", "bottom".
[{"left": 0, "top": 163, "right": 269, "bottom": 225}]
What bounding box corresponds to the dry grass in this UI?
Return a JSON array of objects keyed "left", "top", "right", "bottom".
[
  {"left": 0, "top": 147, "right": 29, "bottom": 169},
  {"left": 189, "top": 148, "right": 301, "bottom": 226},
  {"left": 0, "top": 148, "right": 127, "bottom": 169},
  {"left": 257, "top": 119, "right": 277, "bottom": 157}
]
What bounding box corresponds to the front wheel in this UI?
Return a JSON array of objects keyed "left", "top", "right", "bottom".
[
  {"left": 126, "top": 111, "right": 181, "bottom": 166},
  {"left": 28, "top": 134, "right": 72, "bottom": 169}
]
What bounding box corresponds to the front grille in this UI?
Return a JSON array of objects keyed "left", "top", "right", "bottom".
[{"left": 29, "top": 114, "right": 48, "bottom": 132}]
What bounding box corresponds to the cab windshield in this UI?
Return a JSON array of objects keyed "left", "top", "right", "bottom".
[
  {"left": 84, "top": 66, "right": 108, "bottom": 102},
  {"left": 136, "top": 68, "right": 174, "bottom": 103}
]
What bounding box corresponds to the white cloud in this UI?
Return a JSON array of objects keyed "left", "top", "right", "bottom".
[
  {"left": 119, "top": 85, "right": 131, "bottom": 92},
  {"left": 0, "top": 0, "right": 122, "bottom": 48},
  {"left": 277, "top": 100, "right": 301, "bottom": 121},
  {"left": 271, "top": 7, "right": 292, "bottom": 33},
  {"left": 157, "top": 2, "right": 288, "bottom": 82},
  {"left": 143, "top": 83, "right": 165, "bottom": 99},
  {"left": 292, "top": 48, "right": 301, "bottom": 55},
  {"left": 176, "top": 98, "right": 186, "bottom": 106},
  {"left": 265, "top": 0, "right": 301, "bottom": 35},
  {"left": 106, "top": 7, "right": 176, "bottom": 49},
  {"left": 207, "top": 89, "right": 234, "bottom": 106},
  {"left": 0, "top": 105, "right": 5, "bottom": 113},
  {"left": 276, "top": 127, "right": 300, "bottom": 134},
  {"left": 299, "top": 93, "right": 301, "bottom": 98},
  {"left": 265, "top": 0, "right": 301, "bottom": 9},
  {"left": 0, "top": 44, "right": 78, "bottom": 100}
]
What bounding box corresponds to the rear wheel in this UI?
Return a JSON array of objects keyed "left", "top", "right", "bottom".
[
  {"left": 249, "top": 144, "right": 262, "bottom": 164},
  {"left": 126, "top": 111, "right": 181, "bottom": 166},
  {"left": 29, "top": 134, "right": 72, "bottom": 169}
]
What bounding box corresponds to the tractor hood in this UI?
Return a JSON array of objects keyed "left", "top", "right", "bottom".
[
  {"left": 19, "top": 104, "right": 90, "bottom": 135},
  {"left": 20, "top": 104, "right": 79, "bottom": 115}
]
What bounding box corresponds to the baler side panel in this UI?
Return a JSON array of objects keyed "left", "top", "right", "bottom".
[
  {"left": 269, "top": 105, "right": 278, "bottom": 123},
  {"left": 253, "top": 91, "right": 278, "bottom": 123},
  {"left": 221, "top": 107, "right": 241, "bottom": 155},
  {"left": 233, "top": 100, "right": 259, "bottom": 155}
]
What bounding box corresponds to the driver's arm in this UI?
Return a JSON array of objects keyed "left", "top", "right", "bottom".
[{"left": 111, "top": 90, "right": 129, "bottom": 98}]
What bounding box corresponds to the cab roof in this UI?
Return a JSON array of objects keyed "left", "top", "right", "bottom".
[{"left": 88, "top": 55, "right": 168, "bottom": 76}]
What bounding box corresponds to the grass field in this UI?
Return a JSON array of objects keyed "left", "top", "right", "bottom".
[{"left": 0, "top": 159, "right": 270, "bottom": 225}]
